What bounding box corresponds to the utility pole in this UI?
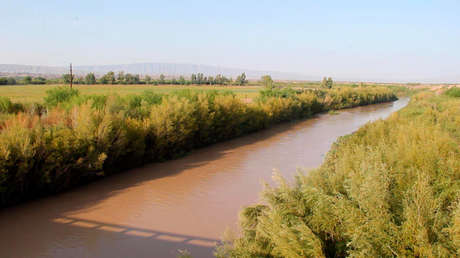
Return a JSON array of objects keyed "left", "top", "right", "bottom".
[{"left": 70, "top": 63, "right": 73, "bottom": 89}]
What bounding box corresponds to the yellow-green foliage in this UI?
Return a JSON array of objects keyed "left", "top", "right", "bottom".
[
  {"left": 0, "top": 87, "right": 395, "bottom": 207},
  {"left": 220, "top": 93, "right": 460, "bottom": 257}
]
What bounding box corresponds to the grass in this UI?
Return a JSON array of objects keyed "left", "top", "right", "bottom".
[{"left": 0, "top": 84, "right": 262, "bottom": 103}]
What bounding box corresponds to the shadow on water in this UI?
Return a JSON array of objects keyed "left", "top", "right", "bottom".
[
  {"left": 46, "top": 217, "right": 219, "bottom": 258},
  {"left": 0, "top": 114, "right": 314, "bottom": 258}
]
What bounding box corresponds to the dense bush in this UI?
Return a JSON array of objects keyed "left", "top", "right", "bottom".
[
  {"left": 445, "top": 87, "right": 460, "bottom": 98},
  {"left": 0, "top": 97, "right": 24, "bottom": 114},
  {"left": 44, "top": 87, "right": 81, "bottom": 107},
  {"left": 218, "top": 93, "right": 460, "bottom": 257},
  {"left": 0, "top": 87, "right": 396, "bottom": 207},
  {"left": 0, "top": 77, "right": 17, "bottom": 85}
]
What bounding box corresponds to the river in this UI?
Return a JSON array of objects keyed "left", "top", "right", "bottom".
[{"left": 0, "top": 98, "right": 408, "bottom": 258}]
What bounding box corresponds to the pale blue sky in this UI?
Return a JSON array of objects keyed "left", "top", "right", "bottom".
[{"left": 2, "top": 0, "right": 460, "bottom": 82}]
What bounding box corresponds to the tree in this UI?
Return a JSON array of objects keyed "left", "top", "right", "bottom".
[
  {"left": 321, "top": 77, "right": 333, "bottom": 89},
  {"left": 103, "top": 71, "right": 116, "bottom": 84},
  {"left": 74, "top": 77, "right": 84, "bottom": 84},
  {"left": 32, "top": 77, "right": 46, "bottom": 84},
  {"left": 191, "top": 74, "right": 196, "bottom": 84},
  {"left": 62, "top": 74, "right": 72, "bottom": 84},
  {"left": 197, "top": 73, "right": 204, "bottom": 84},
  {"left": 24, "top": 76, "right": 32, "bottom": 84},
  {"left": 159, "top": 74, "right": 165, "bottom": 84},
  {"left": 179, "top": 76, "right": 186, "bottom": 85},
  {"left": 85, "top": 73, "right": 97, "bottom": 85},
  {"left": 236, "top": 72, "right": 247, "bottom": 86},
  {"left": 327, "top": 77, "right": 333, "bottom": 89},
  {"left": 0, "top": 77, "right": 7, "bottom": 85},
  {"left": 144, "top": 75, "right": 152, "bottom": 84},
  {"left": 117, "top": 72, "right": 125, "bottom": 84},
  {"left": 261, "top": 75, "right": 274, "bottom": 89},
  {"left": 124, "top": 73, "right": 140, "bottom": 84},
  {"left": 7, "top": 77, "right": 16, "bottom": 85}
]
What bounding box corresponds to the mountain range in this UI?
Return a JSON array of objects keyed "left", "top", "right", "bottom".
[{"left": 0, "top": 63, "right": 311, "bottom": 80}]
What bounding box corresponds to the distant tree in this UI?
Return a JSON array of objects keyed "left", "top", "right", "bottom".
[
  {"left": 32, "top": 77, "right": 46, "bottom": 85},
  {"left": 124, "top": 73, "right": 140, "bottom": 84},
  {"left": 215, "top": 74, "right": 229, "bottom": 85},
  {"left": 117, "top": 72, "right": 125, "bottom": 84},
  {"left": 321, "top": 77, "right": 333, "bottom": 89},
  {"left": 7, "top": 77, "right": 16, "bottom": 85},
  {"left": 74, "top": 77, "right": 84, "bottom": 84},
  {"left": 321, "top": 77, "right": 327, "bottom": 88},
  {"left": 99, "top": 76, "right": 108, "bottom": 84},
  {"left": 214, "top": 74, "right": 221, "bottom": 85},
  {"left": 191, "top": 74, "right": 197, "bottom": 84},
  {"left": 144, "top": 75, "right": 152, "bottom": 84},
  {"left": 85, "top": 73, "right": 97, "bottom": 85},
  {"left": 179, "top": 76, "right": 186, "bottom": 85},
  {"left": 236, "top": 72, "right": 247, "bottom": 86},
  {"left": 261, "top": 75, "right": 274, "bottom": 89},
  {"left": 102, "top": 71, "right": 116, "bottom": 84},
  {"left": 24, "top": 76, "right": 32, "bottom": 84},
  {"left": 326, "top": 77, "right": 333, "bottom": 89},
  {"left": 159, "top": 74, "right": 165, "bottom": 84},
  {"left": 0, "top": 77, "right": 7, "bottom": 85},
  {"left": 197, "top": 73, "right": 204, "bottom": 84},
  {"left": 62, "top": 74, "right": 72, "bottom": 84}
]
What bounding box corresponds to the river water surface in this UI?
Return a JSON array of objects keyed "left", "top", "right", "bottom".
[{"left": 0, "top": 98, "right": 408, "bottom": 258}]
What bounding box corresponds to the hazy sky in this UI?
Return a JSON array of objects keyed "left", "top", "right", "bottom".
[{"left": 2, "top": 0, "right": 460, "bottom": 82}]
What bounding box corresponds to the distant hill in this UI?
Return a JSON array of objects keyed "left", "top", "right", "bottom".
[{"left": 0, "top": 63, "right": 311, "bottom": 80}]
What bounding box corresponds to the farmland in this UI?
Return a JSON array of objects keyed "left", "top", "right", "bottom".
[{"left": 0, "top": 84, "right": 261, "bottom": 103}]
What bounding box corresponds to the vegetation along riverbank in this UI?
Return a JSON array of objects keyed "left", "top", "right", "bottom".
[
  {"left": 217, "top": 90, "right": 460, "bottom": 257},
  {"left": 0, "top": 86, "right": 396, "bottom": 207}
]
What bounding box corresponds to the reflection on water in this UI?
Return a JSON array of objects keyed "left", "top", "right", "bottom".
[{"left": 0, "top": 98, "right": 409, "bottom": 258}]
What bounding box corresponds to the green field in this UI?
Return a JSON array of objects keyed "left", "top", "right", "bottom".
[
  {"left": 0, "top": 84, "right": 263, "bottom": 103},
  {"left": 0, "top": 81, "right": 410, "bottom": 103}
]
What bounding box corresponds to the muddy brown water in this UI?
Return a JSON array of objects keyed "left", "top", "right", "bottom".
[{"left": 0, "top": 98, "right": 408, "bottom": 258}]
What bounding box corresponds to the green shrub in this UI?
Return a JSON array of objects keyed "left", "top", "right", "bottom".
[
  {"left": 0, "top": 97, "right": 12, "bottom": 113},
  {"left": 220, "top": 93, "right": 460, "bottom": 257},
  {"left": 0, "top": 97, "right": 24, "bottom": 114},
  {"left": 445, "top": 87, "right": 460, "bottom": 98},
  {"left": 44, "top": 87, "right": 80, "bottom": 107},
  {"left": 0, "top": 87, "right": 397, "bottom": 207}
]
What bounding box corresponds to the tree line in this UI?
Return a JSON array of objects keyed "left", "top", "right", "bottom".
[
  {"left": 0, "top": 72, "right": 249, "bottom": 86},
  {"left": 63, "top": 72, "right": 248, "bottom": 85},
  {"left": 0, "top": 76, "right": 48, "bottom": 85}
]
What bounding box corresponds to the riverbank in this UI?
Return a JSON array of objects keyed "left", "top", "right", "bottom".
[
  {"left": 0, "top": 87, "right": 396, "bottom": 207},
  {"left": 223, "top": 92, "right": 460, "bottom": 257},
  {"left": 0, "top": 97, "right": 408, "bottom": 258}
]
